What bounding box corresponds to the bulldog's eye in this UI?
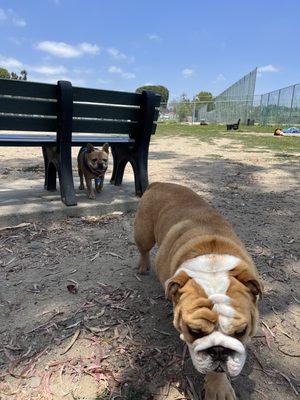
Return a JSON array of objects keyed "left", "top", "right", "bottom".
[
  {"left": 102, "top": 159, "right": 108, "bottom": 162},
  {"left": 92, "top": 158, "right": 97, "bottom": 163},
  {"left": 234, "top": 326, "right": 247, "bottom": 338},
  {"left": 188, "top": 327, "right": 206, "bottom": 339}
]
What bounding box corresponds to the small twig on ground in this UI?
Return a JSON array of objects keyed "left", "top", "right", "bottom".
[
  {"left": 276, "top": 325, "right": 293, "bottom": 340},
  {"left": 261, "top": 321, "right": 275, "bottom": 337},
  {"left": 291, "top": 295, "right": 300, "bottom": 304},
  {"left": 105, "top": 251, "right": 125, "bottom": 260},
  {"left": 0, "top": 223, "right": 31, "bottom": 232},
  {"left": 61, "top": 329, "right": 80, "bottom": 355},
  {"left": 153, "top": 328, "right": 172, "bottom": 336},
  {"left": 59, "top": 365, "right": 70, "bottom": 396},
  {"left": 90, "top": 252, "right": 100, "bottom": 261},
  {"left": 277, "top": 346, "right": 300, "bottom": 357},
  {"left": 134, "top": 274, "right": 141, "bottom": 282},
  {"left": 276, "top": 370, "right": 299, "bottom": 396},
  {"left": 182, "top": 344, "right": 187, "bottom": 367}
]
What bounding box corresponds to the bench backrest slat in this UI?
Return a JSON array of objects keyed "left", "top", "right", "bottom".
[
  {"left": 0, "top": 97, "right": 57, "bottom": 116},
  {"left": 73, "top": 86, "right": 160, "bottom": 108},
  {"left": 0, "top": 78, "right": 57, "bottom": 99},
  {"left": 73, "top": 102, "right": 140, "bottom": 121},
  {"left": 0, "top": 115, "right": 57, "bottom": 131},
  {"left": 73, "top": 119, "right": 137, "bottom": 134},
  {"left": 0, "top": 79, "right": 160, "bottom": 138}
]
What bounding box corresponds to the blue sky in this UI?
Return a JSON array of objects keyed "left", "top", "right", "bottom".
[{"left": 0, "top": 0, "right": 299, "bottom": 100}]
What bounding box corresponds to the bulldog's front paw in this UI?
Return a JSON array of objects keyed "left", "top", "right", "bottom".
[
  {"left": 138, "top": 253, "right": 151, "bottom": 275},
  {"left": 203, "top": 372, "right": 236, "bottom": 400}
]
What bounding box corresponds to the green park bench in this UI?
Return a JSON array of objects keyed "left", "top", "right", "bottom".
[{"left": 0, "top": 78, "right": 161, "bottom": 206}]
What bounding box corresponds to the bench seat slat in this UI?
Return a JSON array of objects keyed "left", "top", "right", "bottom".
[
  {"left": 0, "top": 79, "right": 57, "bottom": 99},
  {"left": 73, "top": 102, "right": 140, "bottom": 120},
  {"left": 0, "top": 97, "right": 57, "bottom": 116},
  {"left": 0, "top": 133, "right": 134, "bottom": 146}
]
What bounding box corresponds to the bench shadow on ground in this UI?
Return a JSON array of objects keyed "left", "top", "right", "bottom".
[{"left": 0, "top": 155, "right": 298, "bottom": 399}]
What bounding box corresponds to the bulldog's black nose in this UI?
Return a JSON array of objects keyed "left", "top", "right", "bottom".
[{"left": 207, "top": 346, "right": 232, "bottom": 361}]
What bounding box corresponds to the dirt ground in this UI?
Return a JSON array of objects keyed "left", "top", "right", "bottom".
[{"left": 0, "top": 135, "right": 299, "bottom": 400}]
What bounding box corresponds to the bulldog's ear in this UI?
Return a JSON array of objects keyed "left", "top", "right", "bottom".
[
  {"left": 86, "top": 143, "right": 94, "bottom": 153},
  {"left": 102, "top": 143, "right": 109, "bottom": 154},
  {"left": 237, "top": 270, "right": 263, "bottom": 300},
  {"left": 165, "top": 271, "right": 190, "bottom": 301}
]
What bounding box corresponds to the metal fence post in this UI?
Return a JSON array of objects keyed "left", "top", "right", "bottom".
[{"left": 289, "top": 84, "right": 296, "bottom": 122}]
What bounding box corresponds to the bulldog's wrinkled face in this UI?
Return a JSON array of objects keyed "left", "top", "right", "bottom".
[
  {"left": 86, "top": 143, "right": 109, "bottom": 175},
  {"left": 165, "top": 254, "right": 261, "bottom": 376}
]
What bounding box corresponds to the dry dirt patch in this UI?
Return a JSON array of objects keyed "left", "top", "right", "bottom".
[{"left": 0, "top": 135, "right": 299, "bottom": 399}]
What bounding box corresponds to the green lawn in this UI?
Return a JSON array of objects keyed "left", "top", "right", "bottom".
[{"left": 155, "top": 122, "right": 300, "bottom": 156}]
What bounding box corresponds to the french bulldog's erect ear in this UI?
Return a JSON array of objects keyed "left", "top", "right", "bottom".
[
  {"left": 165, "top": 271, "right": 190, "bottom": 301},
  {"left": 102, "top": 143, "right": 109, "bottom": 154},
  {"left": 86, "top": 143, "right": 95, "bottom": 153}
]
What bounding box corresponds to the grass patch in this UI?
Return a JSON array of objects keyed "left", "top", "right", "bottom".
[
  {"left": 156, "top": 123, "right": 300, "bottom": 154},
  {"left": 22, "top": 164, "right": 43, "bottom": 172}
]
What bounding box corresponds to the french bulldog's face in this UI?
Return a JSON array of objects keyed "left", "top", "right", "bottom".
[
  {"left": 166, "top": 255, "right": 261, "bottom": 377},
  {"left": 86, "top": 143, "right": 109, "bottom": 175}
]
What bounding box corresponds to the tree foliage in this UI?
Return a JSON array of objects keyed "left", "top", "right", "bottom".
[
  {"left": 194, "top": 91, "right": 214, "bottom": 113},
  {"left": 194, "top": 91, "right": 213, "bottom": 103},
  {"left": 176, "top": 92, "right": 192, "bottom": 122},
  {"left": 136, "top": 85, "right": 169, "bottom": 103},
  {"left": 0, "top": 67, "right": 27, "bottom": 80}
]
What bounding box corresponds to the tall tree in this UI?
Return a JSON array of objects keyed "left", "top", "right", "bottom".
[
  {"left": 177, "top": 92, "right": 192, "bottom": 122},
  {"left": 0, "top": 68, "right": 11, "bottom": 79},
  {"left": 194, "top": 91, "right": 214, "bottom": 113},
  {"left": 136, "top": 85, "right": 169, "bottom": 104},
  {"left": 0, "top": 67, "right": 27, "bottom": 80}
]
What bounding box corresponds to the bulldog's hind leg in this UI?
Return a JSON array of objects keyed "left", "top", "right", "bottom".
[
  {"left": 203, "top": 372, "right": 236, "bottom": 400},
  {"left": 134, "top": 208, "right": 155, "bottom": 274},
  {"left": 78, "top": 164, "right": 84, "bottom": 190}
]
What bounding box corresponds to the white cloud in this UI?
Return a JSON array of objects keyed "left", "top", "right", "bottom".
[
  {"left": 147, "top": 33, "right": 161, "bottom": 41},
  {"left": 108, "top": 65, "right": 135, "bottom": 79},
  {"left": 0, "top": 9, "right": 7, "bottom": 21},
  {"left": 182, "top": 68, "right": 194, "bottom": 78},
  {"left": 107, "top": 47, "right": 126, "bottom": 60},
  {"left": 0, "top": 56, "right": 23, "bottom": 69},
  {"left": 98, "top": 78, "right": 110, "bottom": 85},
  {"left": 73, "top": 67, "right": 93, "bottom": 74},
  {"left": 257, "top": 64, "right": 280, "bottom": 73},
  {"left": 0, "top": 8, "right": 26, "bottom": 27},
  {"left": 108, "top": 66, "right": 122, "bottom": 74},
  {"left": 214, "top": 73, "right": 225, "bottom": 82},
  {"left": 35, "top": 41, "right": 100, "bottom": 58},
  {"left": 107, "top": 47, "right": 134, "bottom": 63},
  {"left": 12, "top": 16, "right": 26, "bottom": 27},
  {"left": 0, "top": 56, "right": 70, "bottom": 78},
  {"left": 30, "top": 75, "right": 86, "bottom": 86},
  {"left": 78, "top": 42, "right": 100, "bottom": 55},
  {"left": 30, "top": 65, "right": 67, "bottom": 75}
]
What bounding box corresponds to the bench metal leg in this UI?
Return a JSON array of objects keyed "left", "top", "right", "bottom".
[
  {"left": 110, "top": 144, "right": 149, "bottom": 197},
  {"left": 42, "top": 144, "right": 77, "bottom": 206}
]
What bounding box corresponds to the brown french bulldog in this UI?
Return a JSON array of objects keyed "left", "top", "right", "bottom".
[{"left": 77, "top": 143, "right": 109, "bottom": 199}]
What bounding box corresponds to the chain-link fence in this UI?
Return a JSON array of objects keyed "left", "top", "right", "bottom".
[{"left": 159, "top": 83, "right": 300, "bottom": 126}]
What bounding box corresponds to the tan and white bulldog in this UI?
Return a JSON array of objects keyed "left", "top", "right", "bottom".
[{"left": 134, "top": 182, "right": 262, "bottom": 400}]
